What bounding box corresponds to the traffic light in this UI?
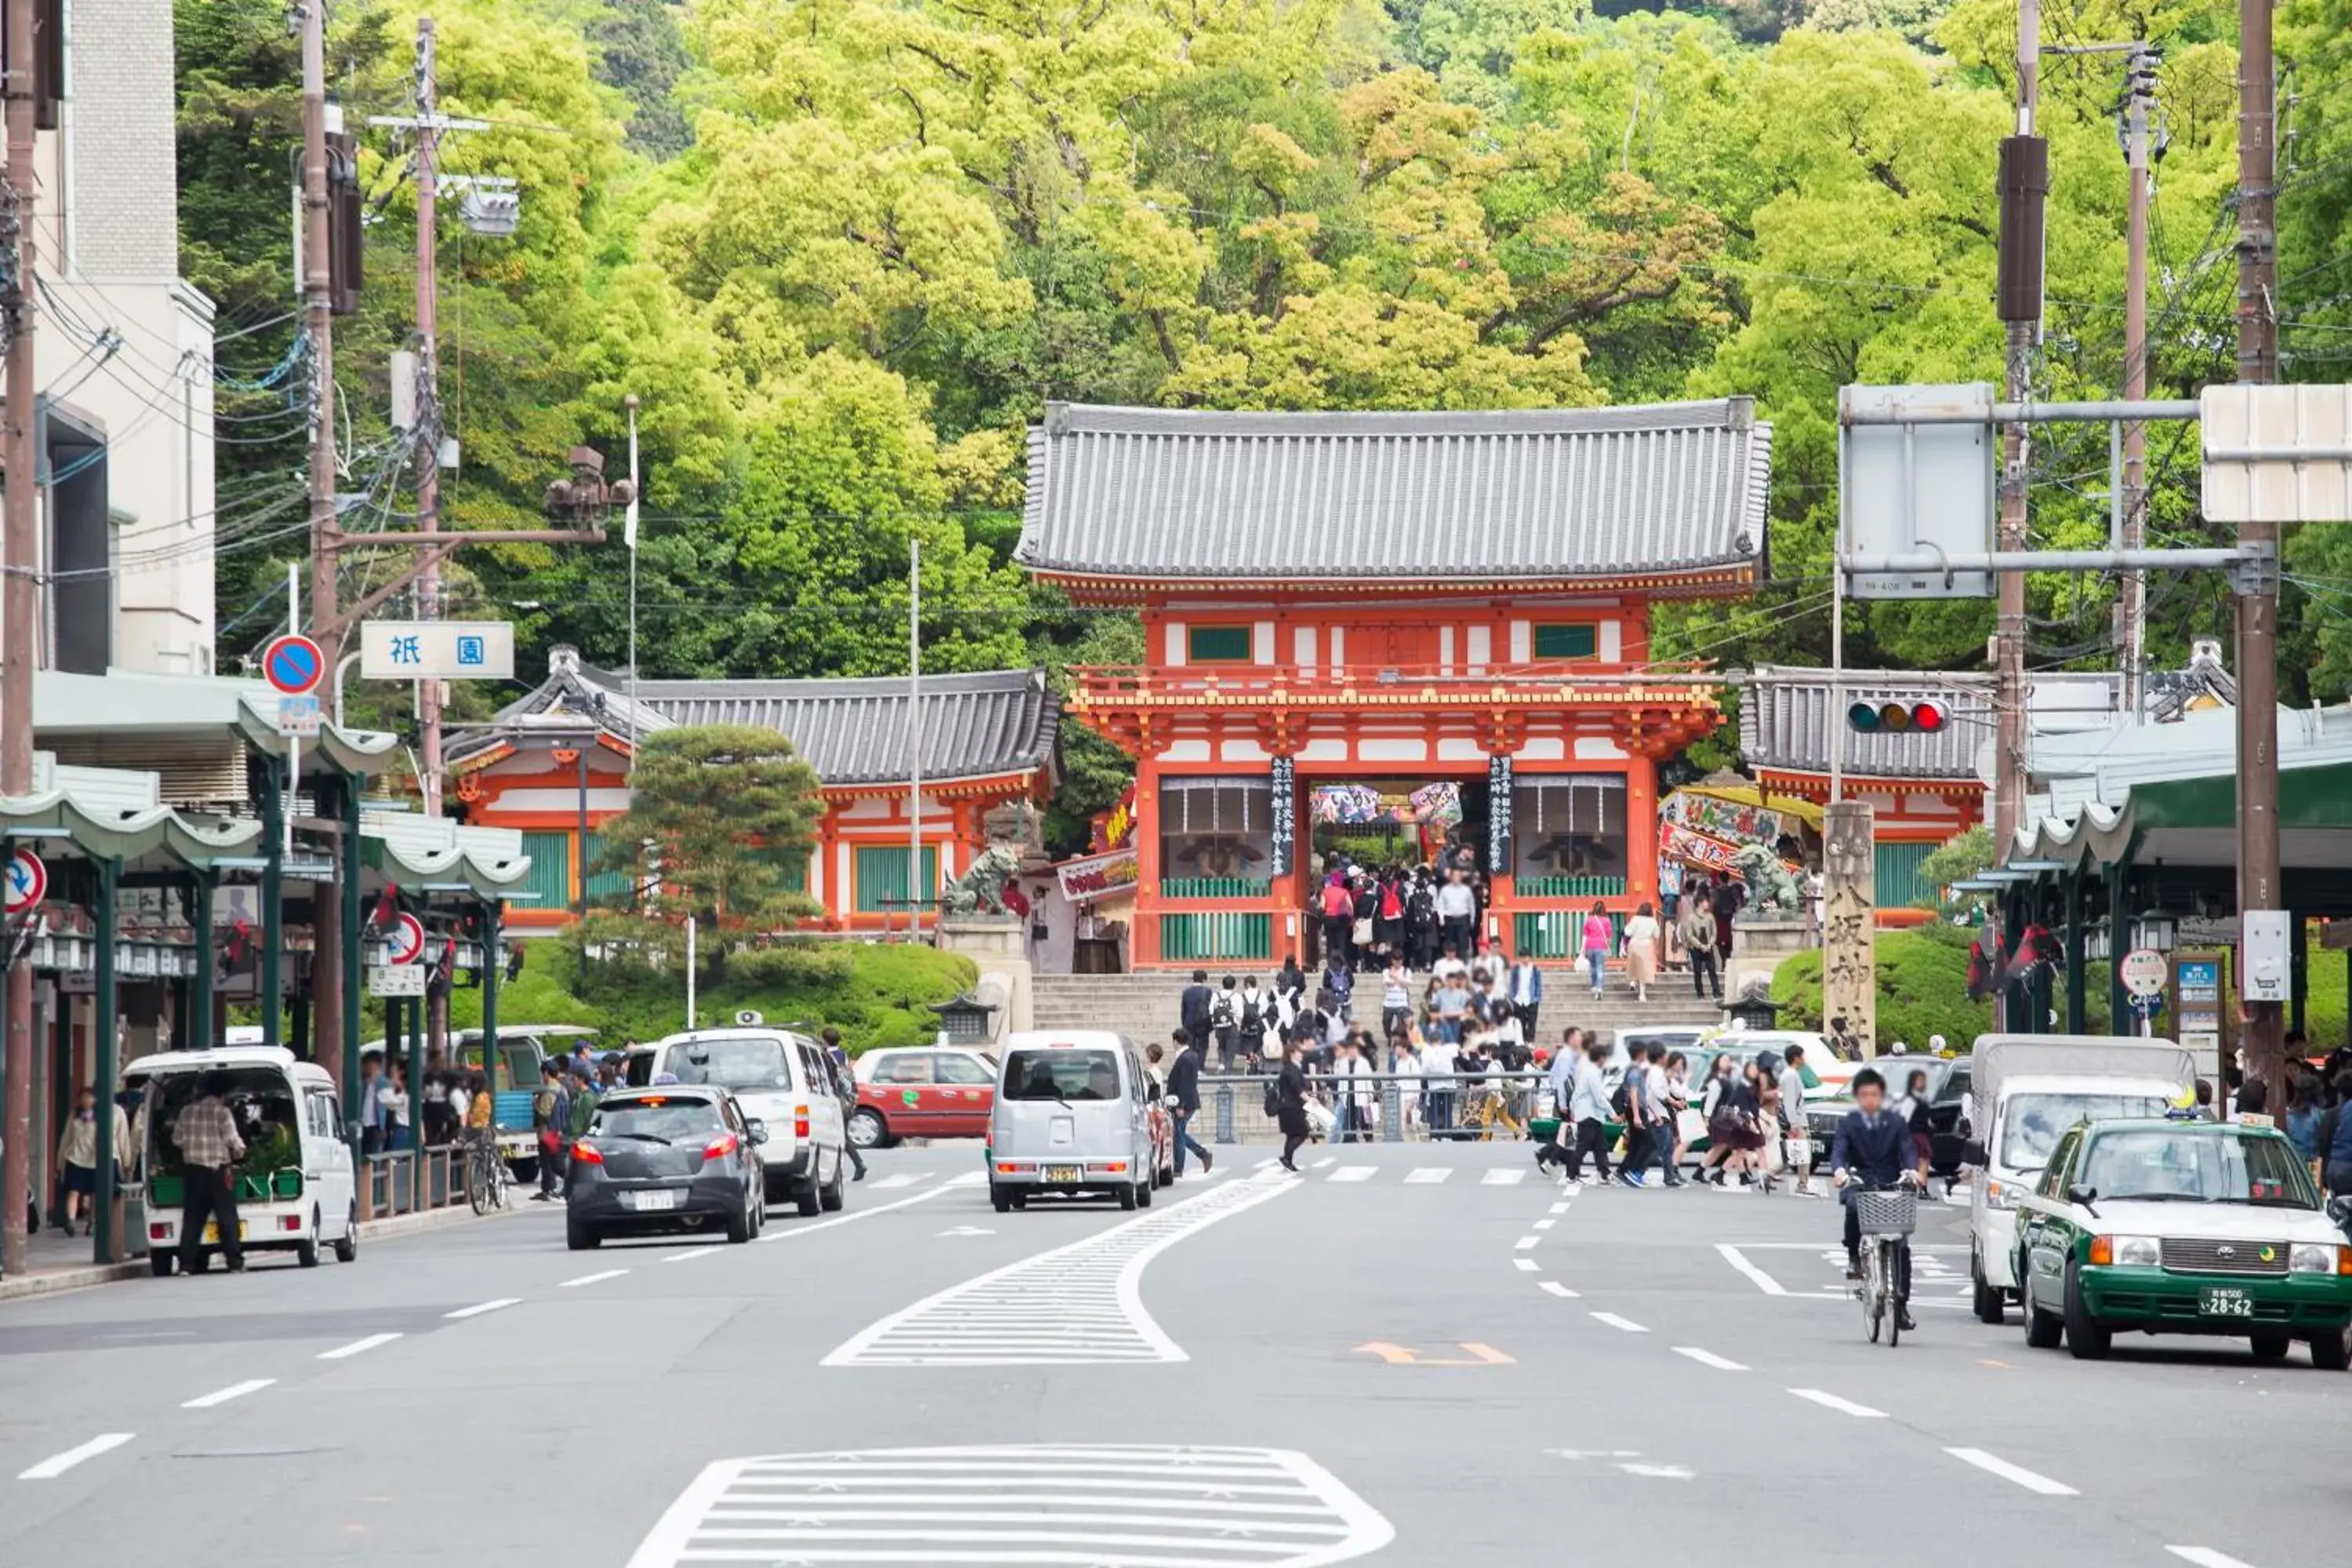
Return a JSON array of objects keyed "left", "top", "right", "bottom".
[{"left": 1846, "top": 699, "right": 1947, "bottom": 734}]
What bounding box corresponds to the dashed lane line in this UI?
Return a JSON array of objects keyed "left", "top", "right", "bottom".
[
  {"left": 1671, "top": 1348, "right": 1747, "bottom": 1371},
  {"left": 869, "top": 1171, "right": 931, "bottom": 1189},
  {"left": 1715, "top": 1242, "right": 1788, "bottom": 1296},
  {"left": 1481, "top": 1168, "right": 1528, "bottom": 1185},
  {"left": 1312, "top": 1156, "right": 1337, "bottom": 1169},
  {"left": 445, "top": 1298, "right": 521, "bottom": 1319},
  {"left": 1787, "top": 1388, "right": 1886, "bottom": 1419},
  {"left": 1589, "top": 1312, "right": 1647, "bottom": 1333},
  {"left": 181, "top": 1379, "right": 274, "bottom": 1409},
  {"left": 2167, "top": 1550, "right": 2256, "bottom": 1568},
  {"left": 663, "top": 1247, "right": 723, "bottom": 1263},
  {"left": 559, "top": 1269, "right": 630, "bottom": 1288},
  {"left": 1533, "top": 1218, "right": 1556, "bottom": 1230},
  {"left": 1944, "top": 1448, "right": 2077, "bottom": 1497},
  {"left": 757, "top": 1185, "right": 949, "bottom": 1242},
  {"left": 1513, "top": 1236, "right": 1541, "bottom": 1250},
  {"left": 1512, "top": 1258, "right": 1540, "bottom": 1273},
  {"left": 1548, "top": 1201, "right": 1571, "bottom": 1215},
  {"left": 1539, "top": 1282, "right": 1580, "bottom": 1299},
  {"left": 1403, "top": 1167, "right": 1451, "bottom": 1184},
  {"left": 316, "top": 1332, "right": 401, "bottom": 1361},
  {"left": 16, "top": 1434, "right": 132, "bottom": 1481},
  {"left": 1329, "top": 1167, "right": 1377, "bottom": 1182}
]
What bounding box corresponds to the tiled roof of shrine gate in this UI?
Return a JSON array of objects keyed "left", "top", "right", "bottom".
[{"left": 1018, "top": 399, "right": 1773, "bottom": 586}]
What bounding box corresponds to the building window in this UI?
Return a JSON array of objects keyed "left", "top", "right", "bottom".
[
  {"left": 1160, "top": 775, "right": 1273, "bottom": 895},
  {"left": 1532, "top": 623, "right": 1598, "bottom": 661},
  {"left": 1186, "top": 624, "right": 1253, "bottom": 663},
  {"left": 855, "top": 845, "right": 938, "bottom": 914},
  {"left": 521, "top": 830, "right": 574, "bottom": 912},
  {"left": 1513, "top": 775, "right": 1628, "bottom": 895}
]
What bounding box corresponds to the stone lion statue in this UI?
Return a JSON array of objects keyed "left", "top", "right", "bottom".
[
  {"left": 939, "top": 842, "right": 1023, "bottom": 916},
  {"left": 1730, "top": 841, "right": 1802, "bottom": 913}
]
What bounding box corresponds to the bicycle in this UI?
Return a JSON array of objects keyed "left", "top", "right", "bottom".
[
  {"left": 464, "top": 1127, "right": 507, "bottom": 1216},
  {"left": 1842, "top": 1169, "right": 1919, "bottom": 1346}
]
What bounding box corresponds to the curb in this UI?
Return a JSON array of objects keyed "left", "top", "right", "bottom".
[{"left": 0, "top": 1202, "right": 520, "bottom": 1305}]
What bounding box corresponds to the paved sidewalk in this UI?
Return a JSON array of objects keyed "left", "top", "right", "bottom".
[{"left": 0, "top": 1200, "right": 514, "bottom": 1303}]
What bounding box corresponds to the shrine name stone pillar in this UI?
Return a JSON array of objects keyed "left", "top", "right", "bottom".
[{"left": 1822, "top": 800, "right": 1878, "bottom": 1058}]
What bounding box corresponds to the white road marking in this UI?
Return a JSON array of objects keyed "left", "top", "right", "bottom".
[
  {"left": 1256, "top": 1156, "right": 1279, "bottom": 1169},
  {"left": 1312, "top": 1156, "right": 1337, "bottom": 1169},
  {"left": 1944, "top": 1448, "right": 2077, "bottom": 1496},
  {"left": 1539, "top": 1282, "right": 1580, "bottom": 1298},
  {"left": 1715, "top": 1243, "right": 1788, "bottom": 1295},
  {"left": 1481, "top": 1168, "right": 1527, "bottom": 1185},
  {"left": 1617, "top": 1462, "right": 1696, "bottom": 1479},
  {"left": 1513, "top": 1236, "right": 1541, "bottom": 1250},
  {"left": 663, "top": 1246, "right": 723, "bottom": 1263},
  {"left": 181, "top": 1379, "right": 274, "bottom": 1409},
  {"left": 558, "top": 1269, "right": 630, "bottom": 1288},
  {"left": 16, "top": 1434, "right": 132, "bottom": 1480},
  {"left": 1671, "top": 1348, "right": 1748, "bottom": 1372},
  {"left": 1548, "top": 1200, "right": 1571, "bottom": 1215},
  {"left": 1329, "top": 1166, "right": 1376, "bottom": 1182},
  {"left": 445, "top": 1298, "right": 521, "bottom": 1320},
  {"left": 1787, "top": 1388, "right": 1886, "bottom": 1419},
  {"left": 869, "top": 1171, "right": 931, "bottom": 1189},
  {"left": 2167, "top": 1549, "right": 2257, "bottom": 1568},
  {"left": 946, "top": 1171, "right": 988, "bottom": 1188},
  {"left": 1590, "top": 1312, "right": 1648, "bottom": 1333},
  {"left": 826, "top": 1179, "right": 1298, "bottom": 1367},
  {"left": 757, "top": 1184, "right": 949, "bottom": 1242},
  {"left": 316, "top": 1332, "right": 401, "bottom": 1361},
  {"left": 1404, "top": 1167, "right": 1451, "bottom": 1184},
  {"left": 624, "top": 1445, "right": 1396, "bottom": 1568},
  {"left": 1533, "top": 1218, "right": 1556, "bottom": 1231},
  {"left": 1513, "top": 1258, "right": 1541, "bottom": 1272}
]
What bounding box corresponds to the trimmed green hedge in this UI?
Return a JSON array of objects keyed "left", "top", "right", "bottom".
[{"left": 448, "top": 938, "right": 976, "bottom": 1051}]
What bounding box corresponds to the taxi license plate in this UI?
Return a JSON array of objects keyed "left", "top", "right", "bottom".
[
  {"left": 627, "top": 1189, "right": 680, "bottom": 1212},
  {"left": 1045, "top": 1165, "right": 1083, "bottom": 1184},
  {"left": 2199, "top": 1287, "right": 2256, "bottom": 1318},
  {"left": 201, "top": 1221, "right": 248, "bottom": 1243}
]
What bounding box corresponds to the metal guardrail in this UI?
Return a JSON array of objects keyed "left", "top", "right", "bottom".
[{"left": 359, "top": 1145, "right": 470, "bottom": 1219}]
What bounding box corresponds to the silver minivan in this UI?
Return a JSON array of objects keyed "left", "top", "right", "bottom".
[{"left": 987, "top": 1030, "right": 1156, "bottom": 1213}]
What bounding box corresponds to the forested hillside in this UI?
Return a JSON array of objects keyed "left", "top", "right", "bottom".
[{"left": 178, "top": 0, "right": 2352, "bottom": 840}]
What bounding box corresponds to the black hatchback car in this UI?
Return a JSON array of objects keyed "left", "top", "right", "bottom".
[{"left": 565, "top": 1087, "right": 768, "bottom": 1250}]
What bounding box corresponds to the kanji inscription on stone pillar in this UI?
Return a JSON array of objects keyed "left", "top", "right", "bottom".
[{"left": 1822, "top": 800, "right": 1878, "bottom": 1058}]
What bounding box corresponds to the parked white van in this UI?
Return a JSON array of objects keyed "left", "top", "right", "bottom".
[
  {"left": 987, "top": 1030, "right": 1158, "bottom": 1212},
  {"left": 1963, "top": 1033, "right": 2197, "bottom": 1322},
  {"left": 130, "top": 1046, "right": 359, "bottom": 1275}
]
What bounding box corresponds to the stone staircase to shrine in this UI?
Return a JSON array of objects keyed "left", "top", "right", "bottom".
[{"left": 1030, "top": 969, "right": 1731, "bottom": 1047}]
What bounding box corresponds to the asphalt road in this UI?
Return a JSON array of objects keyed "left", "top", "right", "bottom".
[{"left": 0, "top": 1142, "right": 2337, "bottom": 1568}]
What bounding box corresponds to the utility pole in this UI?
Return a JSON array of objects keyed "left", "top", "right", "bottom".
[
  {"left": 1991, "top": 0, "right": 2044, "bottom": 1032},
  {"left": 2235, "top": 0, "right": 2284, "bottom": 1091},
  {"left": 2120, "top": 48, "right": 2156, "bottom": 719},
  {"left": 0, "top": 0, "right": 38, "bottom": 1281},
  {"left": 907, "top": 539, "right": 922, "bottom": 941},
  {"left": 300, "top": 0, "right": 347, "bottom": 1095},
  {"left": 412, "top": 16, "right": 445, "bottom": 822}
]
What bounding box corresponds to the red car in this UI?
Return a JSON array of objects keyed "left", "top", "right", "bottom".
[{"left": 851, "top": 1047, "right": 999, "bottom": 1148}]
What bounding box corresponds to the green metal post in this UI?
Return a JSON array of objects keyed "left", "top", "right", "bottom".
[
  {"left": 189, "top": 868, "right": 216, "bottom": 1050},
  {"left": 342, "top": 778, "right": 365, "bottom": 1127},
  {"left": 2290, "top": 912, "right": 2307, "bottom": 1040},
  {"left": 260, "top": 756, "right": 285, "bottom": 1050},
  {"left": 408, "top": 993, "right": 426, "bottom": 1213},
  {"left": 481, "top": 898, "right": 501, "bottom": 1093},
  {"left": 2063, "top": 869, "right": 2085, "bottom": 1035},
  {"left": 92, "top": 858, "right": 119, "bottom": 1265},
  {"left": 2106, "top": 857, "right": 2131, "bottom": 1031}
]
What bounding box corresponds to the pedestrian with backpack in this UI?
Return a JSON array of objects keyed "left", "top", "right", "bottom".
[
  {"left": 531, "top": 1062, "right": 569, "bottom": 1201},
  {"left": 1210, "top": 977, "right": 1240, "bottom": 1069},
  {"left": 1236, "top": 975, "right": 1269, "bottom": 1069}
]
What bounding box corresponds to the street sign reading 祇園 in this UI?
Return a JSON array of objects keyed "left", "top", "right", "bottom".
[
  {"left": 2119, "top": 948, "right": 2168, "bottom": 998},
  {"left": 261, "top": 633, "right": 326, "bottom": 695}
]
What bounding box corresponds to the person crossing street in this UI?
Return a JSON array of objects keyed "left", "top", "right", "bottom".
[{"left": 1167, "top": 1030, "right": 1213, "bottom": 1178}]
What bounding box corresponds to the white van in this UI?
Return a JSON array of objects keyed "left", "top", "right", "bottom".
[
  {"left": 641, "top": 1028, "right": 850, "bottom": 1214},
  {"left": 130, "top": 1046, "right": 359, "bottom": 1275},
  {"left": 1963, "top": 1033, "right": 2196, "bottom": 1322},
  {"left": 987, "top": 1030, "right": 1158, "bottom": 1213}
]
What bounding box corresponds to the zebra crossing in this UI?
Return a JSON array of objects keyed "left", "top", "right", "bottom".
[
  {"left": 866, "top": 1160, "right": 1544, "bottom": 1192},
  {"left": 625, "top": 1444, "right": 1396, "bottom": 1568},
  {"left": 824, "top": 1176, "right": 1298, "bottom": 1367}
]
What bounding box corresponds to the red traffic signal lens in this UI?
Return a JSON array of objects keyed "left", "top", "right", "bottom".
[{"left": 1911, "top": 701, "right": 1946, "bottom": 732}]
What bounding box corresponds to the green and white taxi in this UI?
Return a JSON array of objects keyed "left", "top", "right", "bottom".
[{"left": 2013, "top": 1116, "right": 2352, "bottom": 1369}]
